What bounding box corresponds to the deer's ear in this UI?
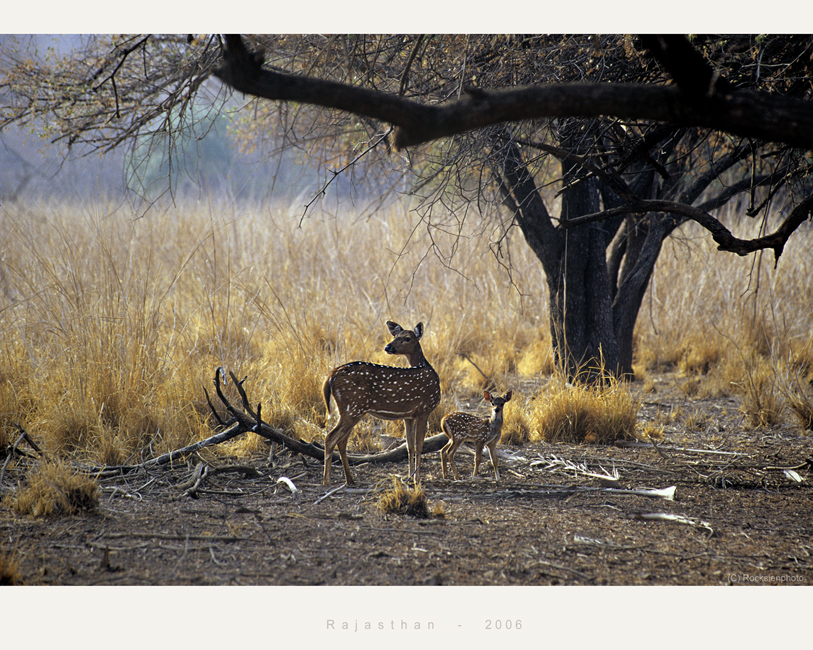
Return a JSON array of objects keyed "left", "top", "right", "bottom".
[
  {"left": 387, "top": 321, "right": 403, "bottom": 336},
  {"left": 505, "top": 390, "right": 513, "bottom": 402},
  {"left": 413, "top": 322, "right": 424, "bottom": 339},
  {"left": 484, "top": 390, "right": 492, "bottom": 402}
]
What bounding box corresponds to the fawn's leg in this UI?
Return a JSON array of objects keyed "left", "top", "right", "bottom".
[
  {"left": 323, "top": 424, "right": 341, "bottom": 486},
  {"left": 473, "top": 444, "right": 484, "bottom": 478},
  {"left": 487, "top": 441, "right": 500, "bottom": 480},
  {"left": 447, "top": 438, "right": 463, "bottom": 480},
  {"left": 441, "top": 438, "right": 454, "bottom": 479}
]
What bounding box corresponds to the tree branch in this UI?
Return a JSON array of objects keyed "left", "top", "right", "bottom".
[
  {"left": 214, "top": 35, "right": 813, "bottom": 151},
  {"left": 639, "top": 35, "right": 734, "bottom": 98},
  {"left": 561, "top": 195, "right": 813, "bottom": 264}
]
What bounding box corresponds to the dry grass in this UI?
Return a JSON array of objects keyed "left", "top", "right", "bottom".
[
  {"left": 633, "top": 214, "right": 813, "bottom": 431},
  {"left": 783, "top": 386, "right": 813, "bottom": 431},
  {"left": 735, "top": 356, "right": 785, "bottom": 428},
  {"left": 0, "top": 199, "right": 549, "bottom": 463},
  {"left": 0, "top": 197, "right": 811, "bottom": 473},
  {"left": 774, "top": 363, "right": 813, "bottom": 431},
  {"left": 375, "top": 476, "right": 438, "bottom": 518},
  {"left": 0, "top": 544, "right": 24, "bottom": 585},
  {"left": 500, "top": 392, "right": 533, "bottom": 445},
  {"left": 4, "top": 460, "right": 99, "bottom": 517},
  {"left": 527, "top": 375, "right": 640, "bottom": 444}
]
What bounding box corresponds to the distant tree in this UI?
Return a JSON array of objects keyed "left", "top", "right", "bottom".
[{"left": 2, "top": 34, "right": 812, "bottom": 379}]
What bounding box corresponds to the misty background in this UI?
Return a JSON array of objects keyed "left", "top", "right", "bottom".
[{"left": 1, "top": 34, "right": 395, "bottom": 211}]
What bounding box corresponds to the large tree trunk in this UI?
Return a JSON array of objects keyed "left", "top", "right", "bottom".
[
  {"left": 498, "top": 141, "right": 623, "bottom": 382},
  {"left": 610, "top": 216, "right": 668, "bottom": 377},
  {"left": 550, "top": 176, "right": 621, "bottom": 379}
]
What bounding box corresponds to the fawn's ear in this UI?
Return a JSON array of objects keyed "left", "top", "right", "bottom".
[
  {"left": 504, "top": 390, "right": 513, "bottom": 402},
  {"left": 386, "top": 321, "right": 403, "bottom": 336},
  {"left": 484, "top": 390, "right": 492, "bottom": 402},
  {"left": 413, "top": 322, "right": 424, "bottom": 339}
]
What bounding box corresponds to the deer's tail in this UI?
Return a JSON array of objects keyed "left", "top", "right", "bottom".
[{"left": 322, "top": 374, "right": 333, "bottom": 420}]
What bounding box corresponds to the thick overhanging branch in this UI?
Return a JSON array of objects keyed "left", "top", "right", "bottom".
[
  {"left": 214, "top": 35, "right": 813, "bottom": 151},
  {"left": 560, "top": 195, "right": 813, "bottom": 264},
  {"left": 639, "top": 35, "right": 735, "bottom": 98}
]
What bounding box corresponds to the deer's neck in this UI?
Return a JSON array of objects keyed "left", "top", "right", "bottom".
[
  {"left": 406, "top": 347, "right": 431, "bottom": 369},
  {"left": 489, "top": 410, "right": 503, "bottom": 433}
]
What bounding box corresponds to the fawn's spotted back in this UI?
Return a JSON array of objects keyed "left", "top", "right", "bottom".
[{"left": 441, "top": 390, "right": 512, "bottom": 480}]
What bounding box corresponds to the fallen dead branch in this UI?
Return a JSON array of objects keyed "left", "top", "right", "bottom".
[
  {"left": 616, "top": 439, "right": 746, "bottom": 456},
  {"left": 87, "top": 367, "right": 450, "bottom": 479},
  {"left": 531, "top": 453, "right": 621, "bottom": 486},
  {"left": 1, "top": 423, "right": 44, "bottom": 488},
  {"left": 608, "top": 441, "right": 812, "bottom": 487},
  {"left": 629, "top": 511, "right": 715, "bottom": 536},
  {"left": 445, "top": 484, "right": 677, "bottom": 501}
]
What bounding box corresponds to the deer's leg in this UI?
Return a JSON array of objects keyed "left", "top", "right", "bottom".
[
  {"left": 403, "top": 418, "right": 417, "bottom": 479},
  {"left": 487, "top": 441, "right": 500, "bottom": 480},
  {"left": 323, "top": 416, "right": 358, "bottom": 486},
  {"left": 336, "top": 436, "right": 355, "bottom": 486},
  {"left": 413, "top": 415, "right": 429, "bottom": 483}
]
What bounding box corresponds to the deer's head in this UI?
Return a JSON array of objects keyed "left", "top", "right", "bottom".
[{"left": 384, "top": 321, "right": 425, "bottom": 359}]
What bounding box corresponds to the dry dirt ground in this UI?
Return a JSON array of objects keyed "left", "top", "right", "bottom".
[{"left": 2, "top": 373, "right": 812, "bottom": 587}]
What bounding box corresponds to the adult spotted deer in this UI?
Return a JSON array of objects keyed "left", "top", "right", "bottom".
[
  {"left": 322, "top": 321, "right": 441, "bottom": 486},
  {"left": 441, "top": 390, "right": 512, "bottom": 480}
]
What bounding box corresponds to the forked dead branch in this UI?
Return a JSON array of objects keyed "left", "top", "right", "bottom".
[{"left": 203, "top": 366, "right": 449, "bottom": 478}]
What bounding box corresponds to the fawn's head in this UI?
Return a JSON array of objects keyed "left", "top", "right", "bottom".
[{"left": 485, "top": 390, "right": 513, "bottom": 416}]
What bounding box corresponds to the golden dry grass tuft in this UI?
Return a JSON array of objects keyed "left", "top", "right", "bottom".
[
  {"left": 0, "top": 544, "right": 24, "bottom": 585},
  {"left": 637, "top": 422, "right": 665, "bottom": 441},
  {"left": 5, "top": 460, "right": 99, "bottom": 517},
  {"left": 773, "top": 364, "right": 813, "bottom": 431},
  {"left": 375, "top": 476, "right": 437, "bottom": 518},
  {"left": 734, "top": 356, "right": 785, "bottom": 428},
  {"left": 500, "top": 392, "right": 533, "bottom": 445},
  {"left": 783, "top": 386, "right": 813, "bottom": 431},
  {"left": 528, "top": 376, "right": 640, "bottom": 444}
]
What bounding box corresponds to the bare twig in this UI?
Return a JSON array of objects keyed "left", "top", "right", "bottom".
[{"left": 1, "top": 424, "right": 44, "bottom": 486}]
